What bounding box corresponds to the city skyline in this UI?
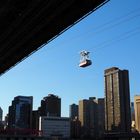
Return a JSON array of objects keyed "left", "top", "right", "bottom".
[
  {"left": 3, "top": 80, "right": 132, "bottom": 138},
  {"left": 0, "top": 65, "right": 139, "bottom": 120},
  {"left": 0, "top": 0, "right": 140, "bottom": 118}
]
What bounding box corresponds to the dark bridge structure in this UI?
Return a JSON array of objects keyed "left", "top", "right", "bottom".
[{"left": 0, "top": 0, "right": 108, "bottom": 76}]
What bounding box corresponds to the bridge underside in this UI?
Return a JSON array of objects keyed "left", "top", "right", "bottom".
[{"left": 0, "top": 0, "right": 107, "bottom": 75}]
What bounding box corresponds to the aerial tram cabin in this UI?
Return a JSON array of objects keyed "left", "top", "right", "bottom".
[{"left": 79, "top": 51, "right": 92, "bottom": 68}]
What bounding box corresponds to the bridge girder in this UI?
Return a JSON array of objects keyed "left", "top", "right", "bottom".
[{"left": 0, "top": 0, "right": 108, "bottom": 75}]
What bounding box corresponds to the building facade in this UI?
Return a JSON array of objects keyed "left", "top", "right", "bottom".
[
  {"left": 8, "top": 96, "right": 33, "bottom": 129},
  {"left": 131, "top": 102, "right": 135, "bottom": 121},
  {"left": 131, "top": 102, "right": 135, "bottom": 130},
  {"left": 39, "top": 116, "right": 70, "bottom": 138},
  {"left": 32, "top": 110, "right": 39, "bottom": 130},
  {"left": 0, "top": 107, "right": 3, "bottom": 121},
  {"left": 39, "top": 94, "right": 61, "bottom": 117},
  {"left": 78, "top": 97, "right": 98, "bottom": 138},
  {"left": 69, "top": 104, "right": 78, "bottom": 120},
  {"left": 70, "top": 117, "right": 81, "bottom": 138},
  {"left": 97, "top": 98, "right": 105, "bottom": 137},
  {"left": 134, "top": 95, "right": 140, "bottom": 133},
  {"left": 104, "top": 67, "right": 131, "bottom": 133}
]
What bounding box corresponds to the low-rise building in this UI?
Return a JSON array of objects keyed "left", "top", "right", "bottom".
[{"left": 39, "top": 116, "right": 70, "bottom": 138}]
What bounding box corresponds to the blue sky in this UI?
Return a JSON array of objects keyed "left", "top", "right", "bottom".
[{"left": 0, "top": 0, "right": 140, "bottom": 118}]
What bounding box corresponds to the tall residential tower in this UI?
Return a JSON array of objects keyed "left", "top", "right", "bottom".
[
  {"left": 104, "top": 67, "right": 131, "bottom": 133},
  {"left": 79, "top": 97, "right": 98, "bottom": 138}
]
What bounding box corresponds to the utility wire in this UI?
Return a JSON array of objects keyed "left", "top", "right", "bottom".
[
  {"left": 52, "top": 7, "right": 140, "bottom": 45},
  {"left": 82, "top": 13, "right": 140, "bottom": 39},
  {"left": 90, "top": 26, "right": 140, "bottom": 52},
  {"left": 82, "top": 7, "right": 140, "bottom": 34},
  {"left": 67, "top": 11, "right": 140, "bottom": 44},
  {"left": 42, "top": 7, "right": 140, "bottom": 55}
]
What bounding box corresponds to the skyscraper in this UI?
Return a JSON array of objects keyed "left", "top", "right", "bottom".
[
  {"left": 32, "top": 110, "right": 39, "bottom": 130},
  {"left": 0, "top": 107, "right": 3, "bottom": 121},
  {"left": 97, "top": 98, "right": 105, "bottom": 137},
  {"left": 104, "top": 67, "right": 131, "bottom": 133},
  {"left": 69, "top": 104, "right": 78, "bottom": 120},
  {"left": 134, "top": 95, "right": 140, "bottom": 132},
  {"left": 39, "top": 94, "right": 61, "bottom": 117},
  {"left": 78, "top": 97, "right": 98, "bottom": 138},
  {"left": 131, "top": 102, "right": 135, "bottom": 122},
  {"left": 131, "top": 102, "right": 135, "bottom": 130},
  {"left": 70, "top": 104, "right": 80, "bottom": 138},
  {"left": 70, "top": 117, "right": 81, "bottom": 138},
  {"left": 8, "top": 96, "right": 33, "bottom": 129}
]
